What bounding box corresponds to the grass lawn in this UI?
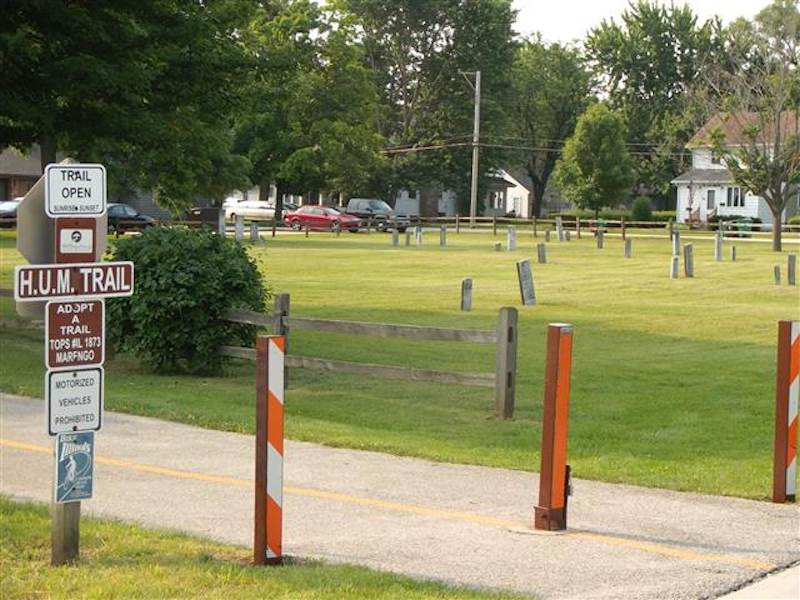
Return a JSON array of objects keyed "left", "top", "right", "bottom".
[
  {"left": 1, "top": 227, "right": 798, "bottom": 500},
  {"left": 0, "top": 497, "right": 523, "bottom": 599}
]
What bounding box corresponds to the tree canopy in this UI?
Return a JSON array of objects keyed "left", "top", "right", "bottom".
[
  {"left": 510, "top": 37, "right": 593, "bottom": 217},
  {"left": 701, "top": 0, "right": 800, "bottom": 251},
  {"left": 585, "top": 1, "right": 727, "bottom": 199},
  {"left": 0, "top": 0, "right": 254, "bottom": 214},
  {"left": 554, "top": 103, "right": 633, "bottom": 216}
]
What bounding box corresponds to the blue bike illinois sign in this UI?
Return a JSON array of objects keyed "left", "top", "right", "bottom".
[{"left": 55, "top": 431, "right": 94, "bottom": 503}]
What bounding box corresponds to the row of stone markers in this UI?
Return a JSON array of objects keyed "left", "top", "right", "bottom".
[{"left": 13, "top": 161, "right": 134, "bottom": 566}]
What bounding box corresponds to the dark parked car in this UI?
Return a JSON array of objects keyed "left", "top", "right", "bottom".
[
  {"left": 0, "top": 197, "right": 22, "bottom": 228},
  {"left": 284, "top": 205, "right": 361, "bottom": 232},
  {"left": 107, "top": 203, "right": 156, "bottom": 234},
  {"left": 345, "top": 198, "right": 409, "bottom": 232}
]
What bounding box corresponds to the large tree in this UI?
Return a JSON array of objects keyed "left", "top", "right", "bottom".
[
  {"left": 585, "top": 1, "right": 727, "bottom": 201},
  {"left": 331, "top": 0, "right": 516, "bottom": 213},
  {"left": 554, "top": 103, "right": 633, "bottom": 216},
  {"left": 510, "top": 37, "right": 593, "bottom": 218},
  {"left": 1, "top": 0, "right": 253, "bottom": 214},
  {"left": 700, "top": 0, "right": 800, "bottom": 251}
]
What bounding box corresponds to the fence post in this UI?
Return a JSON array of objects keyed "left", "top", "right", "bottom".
[
  {"left": 532, "top": 216, "right": 537, "bottom": 238},
  {"left": 534, "top": 323, "right": 574, "bottom": 531},
  {"left": 456, "top": 214, "right": 460, "bottom": 234},
  {"left": 773, "top": 320, "right": 799, "bottom": 503},
  {"left": 254, "top": 334, "right": 285, "bottom": 565},
  {"left": 495, "top": 307, "right": 518, "bottom": 420},
  {"left": 493, "top": 216, "right": 497, "bottom": 237},
  {"left": 273, "top": 293, "right": 290, "bottom": 348},
  {"left": 250, "top": 222, "right": 259, "bottom": 242},
  {"left": 788, "top": 254, "right": 797, "bottom": 286},
  {"left": 576, "top": 217, "right": 581, "bottom": 239},
  {"left": 621, "top": 217, "right": 626, "bottom": 241},
  {"left": 668, "top": 218, "right": 674, "bottom": 240}
]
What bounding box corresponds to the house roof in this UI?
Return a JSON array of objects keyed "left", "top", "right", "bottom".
[
  {"left": 688, "top": 111, "right": 799, "bottom": 147},
  {"left": 671, "top": 169, "right": 734, "bottom": 185},
  {"left": 0, "top": 146, "right": 44, "bottom": 178}
]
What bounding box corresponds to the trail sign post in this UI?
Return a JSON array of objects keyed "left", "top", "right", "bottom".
[{"left": 13, "top": 160, "right": 130, "bottom": 566}]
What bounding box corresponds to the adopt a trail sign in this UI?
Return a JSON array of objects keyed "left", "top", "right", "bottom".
[{"left": 46, "top": 300, "right": 104, "bottom": 370}]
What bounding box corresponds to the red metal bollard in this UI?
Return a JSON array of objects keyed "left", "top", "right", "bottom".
[{"left": 535, "top": 323, "right": 574, "bottom": 531}]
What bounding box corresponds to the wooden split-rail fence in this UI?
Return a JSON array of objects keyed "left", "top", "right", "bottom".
[{"left": 219, "top": 293, "right": 519, "bottom": 419}]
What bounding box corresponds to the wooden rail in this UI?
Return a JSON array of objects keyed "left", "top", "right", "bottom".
[{"left": 222, "top": 294, "right": 518, "bottom": 418}]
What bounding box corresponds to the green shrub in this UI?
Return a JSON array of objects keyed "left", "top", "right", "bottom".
[
  {"left": 107, "top": 227, "right": 268, "bottom": 375},
  {"left": 652, "top": 211, "right": 676, "bottom": 222},
  {"left": 630, "top": 197, "right": 653, "bottom": 221},
  {"left": 788, "top": 214, "right": 800, "bottom": 225}
]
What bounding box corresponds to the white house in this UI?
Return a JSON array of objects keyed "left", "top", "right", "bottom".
[
  {"left": 394, "top": 170, "right": 542, "bottom": 217},
  {"left": 672, "top": 112, "right": 799, "bottom": 225}
]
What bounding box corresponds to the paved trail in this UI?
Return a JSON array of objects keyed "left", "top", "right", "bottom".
[{"left": 1, "top": 394, "right": 798, "bottom": 600}]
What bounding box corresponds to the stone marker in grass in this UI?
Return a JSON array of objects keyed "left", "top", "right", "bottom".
[
  {"left": 392, "top": 229, "right": 399, "bottom": 246},
  {"left": 494, "top": 242, "right": 502, "bottom": 251},
  {"left": 516, "top": 259, "right": 536, "bottom": 306},
  {"left": 775, "top": 265, "right": 781, "bottom": 285},
  {"left": 715, "top": 229, "right": 723, "bottom": 261},
  {"left": 507, "top": 227, "right": 517, "bottom": 251},
  {"left": 731, "top": 246, "right": 737, "bottom": 261},
  {"left": 684, "top": 243, "right": 694, "bottom": 277},
  {"left": 788, "top": 254, "right": 797, "bottom": 286},
  {"left": 625, "top": 238, "right": 632, "bottom": 258},
  {"left": 249, "top": 223, "right": 258, "bottom": 242},
  {"left": 672, "top": 230, "right": 681, "bottom": 256},
  {"left": 461, "top": 278, "right": 472, "bottom": 311},
  {"left": 405, "top": 231, "right": 411, "bottom": 246},
  {"left": 235, "top": 215, "right": 244, "bottom": 241},
  {"left": 537, "top": 243, "right": 547, "bottom": 264},
  {"left": 671, "top": 255, "right": 679, "bottom": 279},
  {"left": 596, "top": 228, "right": 604, "bottom": 249},
  {"left": 556, "top": 216, "right": 564, "bottom": 241},
  {"left": 545, "top": 230, "right": 550, "bottom": 242},
  {"left": 440, "top": 226, "right": 447, "bottom": 246},
  {"left": 415, "top": 227, "right": 423, "bottom": 247}
]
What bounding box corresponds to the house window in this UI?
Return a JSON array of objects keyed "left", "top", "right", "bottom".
[
  {"left": 706, "top": 189, "right": 716, "bottom": 210},
  {"left": 711, "top": 151, "right": 721, "bottom": 165},
  {"left": 726, "top": 187, "right": 742, "bottom": 208}
]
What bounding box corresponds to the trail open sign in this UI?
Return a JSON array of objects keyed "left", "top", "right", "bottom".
[{"left": 45, "top": 164, "right": 106, "bottom": 217}]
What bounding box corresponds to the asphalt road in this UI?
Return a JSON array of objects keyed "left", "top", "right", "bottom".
[{"left": 2, "top": 393, "right": 798, "bottom": 600}]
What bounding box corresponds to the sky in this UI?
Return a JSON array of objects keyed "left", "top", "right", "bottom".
[{"left": 512, "top": 0, "right": 766, "bottom": 44}]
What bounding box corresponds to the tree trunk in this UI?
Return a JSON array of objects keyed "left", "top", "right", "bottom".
[
  {"left": 39, "top": 135, "right": 57, "bottom": 171},
  {"left": 419, "top": 188, "right": 438, "bottom": 218},
  {"left": 259, "top": 173, "right": 271, "bottom": 202},
  {"left": 771, "top": 205, "right": 782, "bottom": 252}
]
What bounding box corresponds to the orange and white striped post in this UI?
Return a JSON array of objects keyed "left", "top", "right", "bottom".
[
  {"left": 534, "top": 323, "right": 574, "bottom": 531},
  {"left": 773, "top": 321, "right": 799, "bottom": 503},
  {"left": 254, "top": 334, "right": 285, "bottom": 564}
]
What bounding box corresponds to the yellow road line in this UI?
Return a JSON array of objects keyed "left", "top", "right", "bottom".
[{"left": 1, "top": 438, "right": 775, "bottom": 570}]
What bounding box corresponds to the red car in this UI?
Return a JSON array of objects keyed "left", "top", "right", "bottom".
[{"left": 284, "top": 205, "right": 361, "bottom": 232}]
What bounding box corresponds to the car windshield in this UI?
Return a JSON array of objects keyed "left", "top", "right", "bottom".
[
  {"left": 0, "top": 200, "right": 20, "bottom": 210},
  {"left": 322, "top": 208, "right": 342, "bottom": 216},
  {"left": 368, "top": 200, "right": 391, "bottom": 210}
]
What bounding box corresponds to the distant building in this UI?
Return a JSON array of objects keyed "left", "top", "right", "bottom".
[
  {"left": 392, "top": 169, "right": 567, "bottom": 217},
  {"left": 0, "top": 146, "right": 42, "bottom": 201},
  {"left": 672, "top": 112, "right": 800, "bottom": 225}
]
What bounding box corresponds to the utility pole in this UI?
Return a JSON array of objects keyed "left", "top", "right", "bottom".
[{"left": 462, "top": 70, "right": 481, "bottom": 226}]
